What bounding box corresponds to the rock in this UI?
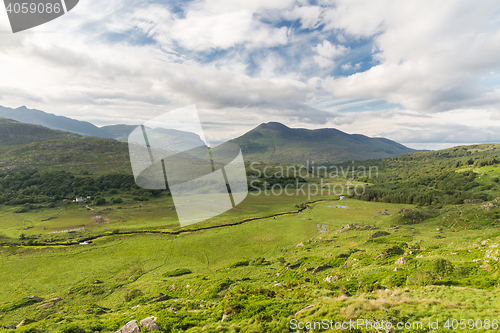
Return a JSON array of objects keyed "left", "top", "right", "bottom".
[
  {"left": 118, "top": 320, "right": 140, "bottom": 333},
  {"left": 4, "top": 325, "right": 16, "bottom": 329},
  {"left": 295, "top": 242, "right": 304, "bottom": 247},
  {"left": 294, "top": 304, "right": 314, "bottom": 317},
  {"left": 395, "top": 257, "right": 407, "bottom": 265},
  {"left": 156, "top": 294, "right": 170, "bottom": 302},
  {"left": 221, "top": 313, "right": 230, "bottom": 322},
  {"left": 370, "top": 231, "right": 390, "bottom": 238},
  {"left": 394, "top": 267, "right": 399, "bottom": 271},
  {"left": 28, "top": 296, "right": 44, "bottom": 302},
  {"left": 16, "top": 320, "right": 25, "bottom": 328},
  {"left": 140, "top": 317, "right": 159, "bottom": 331}
]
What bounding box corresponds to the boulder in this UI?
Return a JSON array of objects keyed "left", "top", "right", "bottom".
[
  {"left": 118, "top": 320, "right": 140, "bottom": 333},
  {"left": 156, "top": 294, "right": 170, "bottom": 302},
  {"left": 370, "top": 231, "right": 390, "bottom": 238},
  {"left": 4, "top": 325, "right": 16, "bottom": 329},
  {"left": 395, "top": 257, "right": 407, "bottom": 265},
  {"left": 140, "top": 317, "right": 159, "bottom": 331}
]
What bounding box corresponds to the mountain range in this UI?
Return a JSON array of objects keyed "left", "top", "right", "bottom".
[
  {"left": 0, "top": 105, "right": 416, "bottom": 165},
  {"left": 0, "top": 105, "right": 137, "bottom": 141},
  {"left": 223, "top": 122, "right": 415, "bottom": 164}
]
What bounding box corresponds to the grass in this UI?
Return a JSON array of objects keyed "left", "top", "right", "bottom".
[{"left": 1, "top": 193, "right": 500, "bottom": 332}]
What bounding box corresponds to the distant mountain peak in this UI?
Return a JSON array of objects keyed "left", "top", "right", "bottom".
[
  {"left": 225, "top": 122, "right": 415, "bottom": 164},
  {"left": 255, "top": 122, "right": 290, "bottom": 131}
]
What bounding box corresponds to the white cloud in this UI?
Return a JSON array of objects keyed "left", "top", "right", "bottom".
[
  {"left": 341, "top": 62, "right": 361, "bottom": 71},
  {"left": 319, "top": 0, "right": 500, "bottom": 112},
  {"left": 312, "top": 39, "right": 348, "bottom": 67},
  {"left": 1, "top": 0, "right": 500, "bottom": 149}
]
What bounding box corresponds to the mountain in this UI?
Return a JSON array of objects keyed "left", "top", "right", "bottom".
[
  {"left": 221, "top": 122, "right": 416, "bottom": 164},
  {"left": 0, "top": 105, "right": 137, "bottom": 141},
  {"left": 0, "top": 118, "right": 84, "bottom": 147}
]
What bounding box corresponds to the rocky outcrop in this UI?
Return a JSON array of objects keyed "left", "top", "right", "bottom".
[
  {"left": 115, "top": 317, "right": 160, "bottom": 333},
  {"left": 140, "top": 317, "right": 159, "bottom": 331}
]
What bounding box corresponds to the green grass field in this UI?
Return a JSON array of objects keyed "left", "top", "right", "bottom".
[{"left": 1, "top": 191, "right": 500, "bottom": 332}]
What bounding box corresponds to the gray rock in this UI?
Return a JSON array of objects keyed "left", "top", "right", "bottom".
[
  {"left": 156, "top": 294, "right": 170, "bottom": 302},
  {"left": 140, "top": 317, "right": 159, "bottom": 331},
  {"left": 395, "top": 257, "right": 407, "bottom": 265},
  {"left": 4, "top": 325, "right": 16, "bottom": 329},
  {"left": 118, "top": 320, "right": 140, "bottom": 333}
]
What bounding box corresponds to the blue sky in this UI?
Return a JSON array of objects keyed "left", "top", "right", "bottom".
[{"left": 1, "top": 0, "right": 500, "bottom": 149}]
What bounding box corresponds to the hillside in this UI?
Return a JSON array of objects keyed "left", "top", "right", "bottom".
[
  {"left": 0, "top": 139, "right": 132, "bottom": 175},
  {"left": 341, "top": 143, "right": 500, "bottom": 205},
  {"left": 0, "top": 118, "right": 84, "bottom": 147},
  {"left": 223, "top": 122, "right": 415, "bottom": 164},
  {"left": 0, "top": 105, "right": 137, "bottom": 141}
]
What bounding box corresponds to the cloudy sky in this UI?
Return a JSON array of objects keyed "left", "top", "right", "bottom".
[{"left": 1, "top": 0, "right": 500, "bottom": 149}]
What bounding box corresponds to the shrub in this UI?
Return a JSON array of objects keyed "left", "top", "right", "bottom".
[
  {"left": 124, "top": 289, "right": 143, "bottom": 302},
  {"left": 60, "top": 323, "right": 86, "bottom": 333},
  {"left": 407, "top": 270, "right": 436, "bottom": 286},
  {"left": 433, "top": 258, "right": 454, "bottom": 279},
  {"left": 381, "top": 272, "right": 408, "bottom": 287},
  {"left": 94, "top": 197, "right": 106, "bottom": 206},
  {"left": 252, "top": 257, "right": 271, "bottom": 266},
  {"left": 385, "top": 245, "right": 405, "bottom": 256},
  {"left": 162, "top": 268, "right": 192, "bottom": 277},
  {"left": 228, "top": 260, "right": 250, "bottom": 268},
  {"left": 330, "top": 258, "right": 347, "bottom": 268}
]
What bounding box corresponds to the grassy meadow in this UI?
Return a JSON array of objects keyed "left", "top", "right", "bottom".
[{"left": 1, "top": 145, "right": 500, "bottom": 332}]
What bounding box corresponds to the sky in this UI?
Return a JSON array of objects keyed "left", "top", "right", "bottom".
[{"left": 1, "top": 0, "right": 500, "bottom": 149}]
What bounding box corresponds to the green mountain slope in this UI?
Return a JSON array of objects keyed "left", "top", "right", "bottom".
[
  {"left": 0, "top": 118, "right": 83, "bottom": 147},
  {"left": 223, "top": 122, "right": 415, "bottom": 164},
  {"left": 0, "top": 139, "right": 132, "bottom": 175}
]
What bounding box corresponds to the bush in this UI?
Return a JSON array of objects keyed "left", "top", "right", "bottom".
[
  {"left": 60, "top": 323, "right": 86, "bottom": 333},
  {"left": 433, "top": 258, "right": 454, "bottom": 279},
  {"left": 125, "top": 289, "right": 143, "bottom": 302},
  {"left": 330, "top": 258, "right": 348, "bottom": 268},
  {"left": 385, "top": 245, "right": 405, "bottom": 256},
  {"left": 381, "top": 272, "right": 408, "bottom": 287},
  {"left": 112, "top": 197, "right": 123, "bottom": 204},
  {"left": 228, "top": 260, "right": 250, "bottom": 268},
  {"left": 162, "top": 268, "right": 192, "bottom": 277},
  {"left": 252, "top": 257, "right": 271, "bottom": 266},
  {"left": 94, "top": 197, "right": 106, "bottom": 206},
  {"left": 407, "top": 270, "right": 436, "bottom": 286}
]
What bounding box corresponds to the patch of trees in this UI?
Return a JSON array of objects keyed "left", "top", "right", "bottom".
[{"left": 0, "top": 169, "right": 165, "bottom": 205}]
